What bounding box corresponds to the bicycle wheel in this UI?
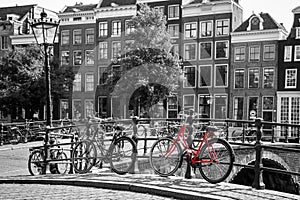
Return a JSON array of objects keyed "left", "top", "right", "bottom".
[
  {"left": 109, "top": 137, "right": 136, "bottom": 175},
  {"left": 71, "top": 140, "right": 97, "bottom": 173},
  {"left": 198, "top": 138, "right": 234, "bottom": 184},
  {"left": 28, "top": 149, "right": 45, "bottom": 176},
  {"left": 149, "top": 137, "right": 182, "bottom": 177},
  {"left": 56, "top": 151, "right": 69, "bottom": 174}
]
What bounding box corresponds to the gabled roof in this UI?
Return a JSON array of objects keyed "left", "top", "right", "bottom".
[
  {"left": 99, "top": 0, "right": 137, "bottom": 8},
  {"left": 61, "top": 3, "right": 98, "bottom": 13},
  {"left": 0, "top": 4, "right": 35, "bottom": 20},
  {"left": 234, "top": 12, "right": 286, "bottom": 32}
]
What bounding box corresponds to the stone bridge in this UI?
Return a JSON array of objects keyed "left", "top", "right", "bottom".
[{"left": 228, "top": 142, "right": 300, "bottom": 194}]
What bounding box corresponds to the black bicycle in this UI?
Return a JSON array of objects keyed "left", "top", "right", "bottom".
[{"left": 71, "top": 118, "right": 137, "bottom": 175}]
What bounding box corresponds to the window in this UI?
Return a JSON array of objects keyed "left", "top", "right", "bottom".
[
  {"left": 125, "top": 20, "right": 135, "bottom": 35},
  {"left": 112, "top": 41, "right": 121, "bottom": 59},
  {"left": 99, "top": 42, "right": 108, "bottom": 60},
  {"left": 154, "top": 6, "right": 164, "bottom": 14},
  {"left": 85, "top": 73, "right": 94, "bottom": 91},
  {"left": 295, "top": 45, "right": 300, "bottom": 61},
  {"left": 73, "top": 100, "right": 82, "bottom": 120},
  {"left": 285, "top": 69, "right": 297, "bottom": 88},
  {"left": 61, "top": 51, "right": 70, "bottom": 65},
  {"left": 111, "top": 65, "right": 121, "bottom": 81},
  {"left": 249, "top": 46, "right": 260, "bottom": 61},
  {"left": 168, "top": 24, "right": 179, "bottom": 38},
  {"left": 199, "top": 95, "right": 211, "bottom": 118},
  {"left": 184, "top": 22, "right": 197, "bottom": 39},
  {"left": 85, "top": 28, "right": 94, "bottom": 44},
  {"left": 170, "top": 44, "right": 179, "bottom": 57},
  {"left": 263, "top": 68, "right": 274, "bottom": 88},
  {"left": 60, "top": 100, "right": 69, "bottom": 119},
  {"left": 215, "top": 95, "right": 227, "bottom": 119},
  {"left": 168, "top": 5, "right": 179, "bottom": 19},
  {"left": 73, "top": 74, "right": 81, "bottom": 91},
  {"left": 112, "top": 21, "right": 121, "bottom": 37},
  {"left": 73, "top": 17, "right": 81, "bottom": 21},
  {"left": 262, "top": 96, "right": 274, "bottom": 122},
  {"left": 215, "top": 64, "right": 228, "bottom": 87},
  {"left": 85, "top": 50, "right": 94, "bottom": 65},
  {"left": 251, "top": 17, "right": 260, "bottom": 30},
  {"left": 234, "top": 69, "right": 244, "bottom": 89},
  {"left": 216, "top": 19, "right": 229, "bottom": 36},
  {"left": 98, "top": 97, "right": 108, "bottom": 118},
  {"left": 199, "top": 65, "right": 211, "bottom": 87},
  {"left": 234, "top": 46, "right": 245, "bottom": 61},
  {"left": 99, "top": 22, "right": 108, "bottom": 37},
  {"left": 296, "top": 27, "right": 300, "bottom": 39},
  {"left": 264, "top": 44, "right": 275, "bottom": 60},
  {"left": 183, "top": 66, "right": 196, "bottom": 88},
  {"left": 249, "top": 68, "right": 259, "bottom": 88},
  {"left": 73, "top": 51, "right": 82, "bottom": 65},
  {"left": 0, "top": 36, "right": 8, "bottom": 49},
  {"left": 248, "top": 97, "right": 258, "bottom": 119},
  {"left": 61, "top": 30, "right": 69, "bottom": 45},
  {"left": 73, "top": 29, "right": 82, "bottom": 45},
  {"left": 215, "top": 41, "right": 229, "bottom": 59},
  {"left": 200, "top": 21, "right": 212, "bottom": 37},
  {"left": 99, "top": 67, "right": 108, "bottom": 85},
  {"left": 85, "top": 100, "right": 94, "bottom": 118},
  {"left": 183, "top": 95, "right": 195, "bottom": 111},
  {"left": 284, "top": 46, "right": 292, "bottom": 62},
  {"left": 184, "top": 43, "right": 197, "bottom": 60},
  {"left": 199, "top": 42, "right": 212, "bottom": 60},
  {"left": 233, "top": 97, "right": 244, "bottom": 120}
]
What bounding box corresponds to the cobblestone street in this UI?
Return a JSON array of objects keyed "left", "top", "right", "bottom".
[{"left": 0, "top": 184, "right": 176, "bottom": 200}]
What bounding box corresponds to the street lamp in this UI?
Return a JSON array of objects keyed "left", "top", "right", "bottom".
[{"left": 30, "top": 9, "right": 60, "bottom": 126}]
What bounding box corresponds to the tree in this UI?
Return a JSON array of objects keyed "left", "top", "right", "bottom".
[{"left": 103, "top": 4, "right": 182, "bottom": 116}]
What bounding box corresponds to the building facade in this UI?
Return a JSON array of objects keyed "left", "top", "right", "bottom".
[
  {"left": 230, "top": 13, "right": 287, "bottom": 123},
  {"left": 277, "top": 6, "right": 300, "bottom": 138}
]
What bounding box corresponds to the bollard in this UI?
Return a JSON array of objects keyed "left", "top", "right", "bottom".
[
  {"left": 252, "top": 118, "right": 265, "bottom": 190},
  {"left": 129, "top": 117, "right": 138, "bottom": 174},
  {"left": 42, "top": 126, "right": 50, "bottom": 174}
]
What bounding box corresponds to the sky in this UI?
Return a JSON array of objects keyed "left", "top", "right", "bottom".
[{"left": 0, "top": 0, "right": 298, "bottom": 31}]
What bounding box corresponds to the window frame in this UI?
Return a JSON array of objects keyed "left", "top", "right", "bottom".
[
  {"left": 183, "top": 94, "right": 195, "bottom": 111},
  {"left": 168, "top": 24, "right": 180, "bottom": 38},
  {"left": 61, "top": 51, "right": 70, "bottom": 66},
  {"left": 284, "top": 45, "right": 292, "bottom": 62},
  {"left": 215, "top": 64, "right": 228, "bottom": 87},
  {"left": 112, "top": 41, "right": 121, "bottom": 59},
  {"left": 198, "top": 94, "right": 212, "bottom": 119},
  {"left": 215, "top": 40, "right": 229, "bottom": 59},
  {"left": 215, "top": 19, "right": 229, "bottom": 37},
  {"left": 249, "top": 45, "right": 260, "bottom": 62},
  {"left": 294, "top": 45, "right": 300, "bottom": 61},
  {"left": 73, "top": 29, "right": 82, "bottom": 45},
  {"left": 84, "top": 99, "right": 94, "bottom": 118},
  {"left": 263, "top": 67, "right": 274, "bottom": 88},
  {"left": 234, "top": 46, "right": 246, "bottom": 62},
  {"left": 200, "top": 20, "right": 213, "bottom": 38},
  {"left": 296, "top": 27, "right": 300, "bottom": 39},
  {"left": 73, "top": 50, "right": 82, "bottom": 66},
  {"left": 61, "top": 30, "right": 70, "bottom": 45},
  {"left": 234, "top": 68, "right": 245, "bottom": 89},
  {"left": 184, "top": 43, "right": 197, "bottom": 61},
  {"left": 73, "top": 73, "right": 81, "bottom": 92},
  {"left": 85, "top": 73, "right": 94, "bottom": 92},
  {"left": 183, "top": 65, "right": 196, "bottom": 88},
  {"left": 248, "top": 68, "right": 260, "bottom": 89},
  {"left": 285, "top": 69, "right": 297, "bottom": 88},
  {"left": 85, "top": 28, "right": 94, "bottom": 44},
  {"left": 112, "top": 21, "right": 122, "bottom": 37},
  {"left": 198, "top": 65, "right": 212, "bottom": 88},
  {"left": 233, "top": 96, "right": 244, "bottom": 120},
  {"left": 85, "top": 50, "right": 94, "bottom": 65},
  {"left": 125, "top": 20, "right": 135, "bottom": 36},
  {"left": 214, "top": 94, "right": 227, "bottom": 119},
  {"left": 98, "top": 42, "right": 108, "bottom": 60},
  {"left": 263, "top": 44, "right": 275, "bottom": 61},
  {"left": 199, "top": 41, "right": 212, "bottom": 60},
  {"left": 184, "top": 22, "right": 197, "bottom": 39},
  {"left": 168, "top": 5, "right": 180, "bottom": 20},
  {"left": 99, "top": 21, "right": 108, "bottom": 37}
]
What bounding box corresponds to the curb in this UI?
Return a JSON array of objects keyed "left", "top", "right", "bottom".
[{"left": 0, "top": 178, "right": 222, "bottom": 200}]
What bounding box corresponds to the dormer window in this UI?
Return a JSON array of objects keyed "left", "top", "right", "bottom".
[
  {"left": 251, "top": 17, "right": 260, "bottom": 30},
  {"left": 296, "top": 27, "right": 300, "bottom": 39}
]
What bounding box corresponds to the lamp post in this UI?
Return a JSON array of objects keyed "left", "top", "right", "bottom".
[{"left": 30, "top": 9, "right": 60, "bottom": 126}]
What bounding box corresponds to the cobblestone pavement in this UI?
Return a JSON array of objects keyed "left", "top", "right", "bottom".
[
  {"left": 0, "top": 184, "right": 176, "bottom": 200},
  {"left": 1, "top": 172, "right": 299, "bottom": 200}
]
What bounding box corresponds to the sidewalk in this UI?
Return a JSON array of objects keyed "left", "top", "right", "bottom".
[{"left": 0, "top": 170, "right": 299, "bottom": 200}]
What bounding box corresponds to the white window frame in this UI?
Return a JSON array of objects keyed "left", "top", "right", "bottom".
[
  {"left": 234, "top": 46, "right": 245, "bottom": 62},
  {"left": 183, "top": 94, "right": 195, "bottom": 111},
  {"left": 198, "top": 94, "right": 212, "bottom": 118},
  {"left": 61, "top": 51, "right": 70, "bottom": 66},
  {"left": 73, "top": 99, "right": 82, "bottom": 120},
  {"left": 284, "top": 45, "right": 292, "bottom": 62},
  {"left": 183, "top": 65, "right": 196, "bottom": 88},
  {"left": 263, "top": 67, "right": 275, "bottom": 88},
  {"left": 294, "top": 45, "right": 300, "bottom": 61},
  {"left": 247, "top": 96, "right": 259, "bottom": 120},
  {"left": 99, "top": 42, "right": 108, "bottom": 60},
  {"left": 61, "top": 30, "right": 70, "bottom": 45},
  {"left": 233, "top": 96, "right": 244, "bottom": 120},
  {"left": 200, "top": 20, "right": 213, "bottom": 38},
  {"left": 99, "top": 22, "right": 108, "bottom": 37},
  {"left": 125, "top": 20, "right": 135, "bottom": 36},
  {"left": 184, "top": 22, "right": 197, "bottom": 39},
  {"left": 73, "top": 73, "right": 81, "bottom": 92},
  {"left": 248, "top": 68, "right": 260, "bottom": 89},
  {"left": 85, "top": 50, "right": 94, "bottom": 65},
  {"left": 73, "top": 50, "right": 82, "bottom": 66},
  {"left": 215, "top": 19, "right": 229, "bottom": 37},
  {"left": 112, "top": 21, "right": 122, "bottom": 37},
  {"left": 234, "top": 68, "right": 245, "bottom": 89},
  {"left": 199, "top": 41, "right": 212, "bottom": 60},
  {"left": 263, "top": 44, "right": 275, "bottom": 61},
  {"left": 285, "top": 69, "right": 297, "bottom": 88},
  {"left": 112, "top": 41, "right": 121, "bottom": 59},
  {"left": 73, "top": 29, "right": 82, "bottom": 45},
  {"left": 215, "top": 40, "right": 229, "bottom": 59},
  {"left": 214, "top": 64, "right": 228, "bottom": 87},
  {"left": 168, "top": 24, "right": 179, "bottom": 38},
  {"left": 249, "top": 45, "right": 260, "bottom": 62},
  {"left": 84, "top": 99, "right": 94, "bottom": 118},
  {"left": 296, "top": 27, "right": 300, "bottom": 39},
  {"left": 168, "top": 5, "right": 180, "bottom": 20},
  {"left": 214, "top": 94, "right": 227, "bottom": 119},
  {"left": 85, "top": 28, "right": 94, "bottom": 44},
  {"left": 198, "top": 65, "right": 212, "bottom": 88},
  {"left": 85, "top": 73, "right": 94, "bottom": 92},
  {"left": 184, "top": 43, "right": 197, "bottom": 61}
]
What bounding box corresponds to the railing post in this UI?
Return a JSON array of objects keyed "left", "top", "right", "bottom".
[
  {"left": 129, "top": 117, "right": 138, "bottom": 174},
  {"left": 42, "top": 126, "right": 50, "bottom": 174},
  {"left": 143, "top": 124, "right": 147, "bottom": 155},
  {"left": 0, "top": 123, "right": 3, "bottom": 146},
  {"left": 225, "top": 120, "right": 229, "bottom": 141},
  {"left": 271, "top": 125, "right": 275, "bottom": 143},
  {"left": 285, "top": 124, "right": 289, "bottom": 143},
  {"left": 297, "top": 127, "right": 300, "bottom": 144},
  {"left": 252, "top": 118, "right": 265, "bottom": 190},
  {"left": 242, "top": 123, "right": 246, "bottom": 143}
]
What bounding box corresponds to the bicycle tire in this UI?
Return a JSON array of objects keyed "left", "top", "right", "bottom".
[
  {"left": 28, "top": 149, "right": 45, "bottom": 176},
  {"left": 198, "top": 138, "right": 234, "bottom": 184},
  {"left": 109, "top": 136, "right": 137, "bottom": 175},
  {"left": 71, "top": 140, "right": 97, "bottom": 173},
  {"left": 149, "top": 137, "right": 182, "bottom": 177},
  {"left": 56, "top": 151, "right": 69, "bottom": 174}
]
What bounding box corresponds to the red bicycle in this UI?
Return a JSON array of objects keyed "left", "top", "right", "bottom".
[{"left": 149, "top": 120, "right": 235, "bottom": 183}]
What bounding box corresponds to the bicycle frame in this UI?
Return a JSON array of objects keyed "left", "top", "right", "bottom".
[{"left": 164, "top": 124, "right": 218, "bottom": 166}]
